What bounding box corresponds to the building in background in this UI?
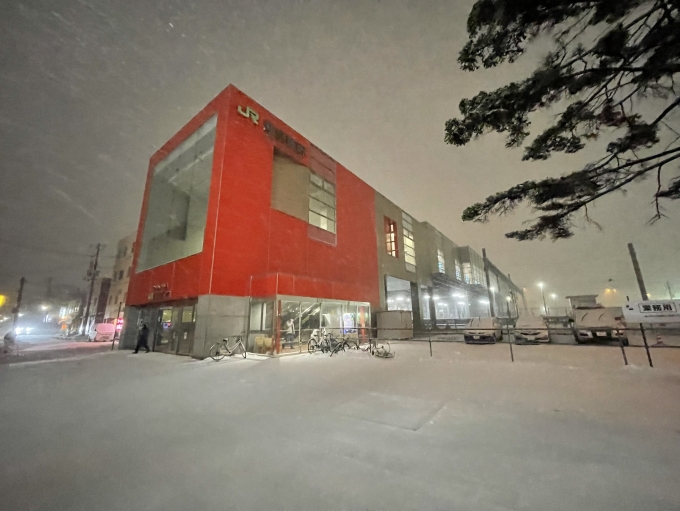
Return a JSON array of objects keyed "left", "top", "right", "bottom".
[
  {"left": 58, "top": 296, "right": 85, "bottom": 335},
  {"left": 105, "top": 232, "right": 135, "bottom": 331},
  {"left": 121, "top": 85, "right": 524, "bottom": 358},
  {"left": 84, "top": 277, "right": 111, "bottom": 332}
]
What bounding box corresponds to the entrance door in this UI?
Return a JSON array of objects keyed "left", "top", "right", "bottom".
[
  {"left": 176, "top": 305, "right": 196, "bottom": 356},
  {"left": 154, "top": 306, "right": 174, "bottom": 353}
]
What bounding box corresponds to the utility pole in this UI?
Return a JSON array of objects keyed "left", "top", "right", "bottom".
[
  {"left": 12, "top": 277, "right": 26, "bottom": 328},
  {"left": 482, "top": 248, "right": 495, "bottom": 317},
  {"left": 667, "top": 281, "right": 675, "bottom": 300},
  {"left": 82, "top": 243, "right": 101, "bottom": 334},
  {"left": 46, "top": 277, "right": 53, "bottom": 300},
  {"left": 627, "top": 243, "right": 648, "bottom": 301}
]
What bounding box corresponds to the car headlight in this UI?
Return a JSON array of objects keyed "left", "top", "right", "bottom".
[
  {"left": 14, "top": 327, "right": 23, "bottom": 334},
  {"left": 26, "top": 327, "right": 33, "bottom": 333}
]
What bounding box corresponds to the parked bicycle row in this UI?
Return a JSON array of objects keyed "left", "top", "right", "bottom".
[{"left": 208, "top": 329, "right": 395, "bottom": 361}]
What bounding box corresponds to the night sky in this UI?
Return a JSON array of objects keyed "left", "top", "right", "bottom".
[{"left": 1, "top": 0, "right": 678, "bottom": 307}]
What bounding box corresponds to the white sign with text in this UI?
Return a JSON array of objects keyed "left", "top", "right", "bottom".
[{"left": 623, "top": 300, "right": 680, "bottom": 324}]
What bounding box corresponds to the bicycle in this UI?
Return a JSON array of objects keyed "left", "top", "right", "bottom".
[
  {"left": 209, "top": 336, "right": 247, "bottom": 361},
  {"left": 308, "top": 328, "right": 331, "bottom": 354},
  {"left": 330, "top": 337, "right": 359, "bottom": 356},
  {"left": 361, "top": 339, "right": 393, "bottom": 358}
]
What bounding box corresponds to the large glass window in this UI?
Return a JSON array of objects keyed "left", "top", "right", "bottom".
[
  {"left": 300, "top": 301, "right": 321, "bottom": 349},
  {"left": 321, "top": 303, "right": 343, "bottom": 337},
  {"left": 248, "top": 299, "right": 275, "bottom": 354},
  {"left": 437, "top": 249, "right": 445, "bottom": 273},
  {"left": 309, "top": 173, "right": 336, "bottom": 234},
  {"left": 357, "top": 305, "right": 370, "bottom": 344},
  {"left": 138, "top": 115, "right": 217, "bottom": 271},
  {"left": 402, "top": 213, "right": 416, "bottom": 272},
  {"left": 279, "top": 301, "right": 301, "bottom": 353},
  {"left": 250, "top": 300, "right": 274, "bottom": 332},
  {"left": 386, "top": 275, "right": 412, "bottom": 312},
  {"left": 342, "top": 304, "right": 357, "bottom": 336},
  {"left": 463, "top": 262, "right": 471, "bottom": 284}
]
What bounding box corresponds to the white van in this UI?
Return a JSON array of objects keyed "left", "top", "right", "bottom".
[
  {"left": 464, "top": 317, "right": 502, "bottom": 344},
  {"left": 88, "top": 322, "right": 116, "bottom": 342},
  {"left": 514, "top": 315, "right": 549, "bottom": 343}
]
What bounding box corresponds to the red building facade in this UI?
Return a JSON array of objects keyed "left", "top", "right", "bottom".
[
  {"left": 124, "top": 86, "right": 379, "bottom": 357},
  {"left": 122, "top": 85, "right": 525, "bottom": 358}
]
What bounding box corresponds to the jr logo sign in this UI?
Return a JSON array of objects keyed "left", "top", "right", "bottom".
[{"left": 237, "top": 105, "right": 259, "bottom": 125}]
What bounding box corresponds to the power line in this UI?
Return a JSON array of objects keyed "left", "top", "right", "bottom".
[{"left": 0, "top": 238, "right": 115, "bottom": 258}]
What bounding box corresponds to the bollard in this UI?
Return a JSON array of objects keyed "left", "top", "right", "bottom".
[
  {"left": 429, "top": 333, "right": 432, "bottom": 357},
  {"left": 640, "top": 324, "right": 653, "bottom": 368},
  {"left": 507, "top": 324, "right": 514, "bottom": 362}
]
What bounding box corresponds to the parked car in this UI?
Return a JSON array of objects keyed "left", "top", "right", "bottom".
[
  {"left": 464, "top": 317, "right": 502, "bottom": 344},
  {"left": 514, "top": 315, "right": 549, "bottom": 343},
  {"left": 573, "top": 308, "right": 628, "bottom": 345},
  {"left": 88, "top": 322, "right": 115, "bottom": 342}
]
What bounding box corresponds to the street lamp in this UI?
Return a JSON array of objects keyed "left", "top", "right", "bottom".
[{"left": 538, "top": 282, "right": 549, "bottom": 316}]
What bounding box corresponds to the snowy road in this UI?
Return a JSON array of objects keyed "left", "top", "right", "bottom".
[{"left": 1, "top": 344, "right": 679, "bottom": 510}]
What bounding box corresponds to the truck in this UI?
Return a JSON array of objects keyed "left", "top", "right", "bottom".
[{"left": 572, "top": 307, "right": 628, "bottom": 345}]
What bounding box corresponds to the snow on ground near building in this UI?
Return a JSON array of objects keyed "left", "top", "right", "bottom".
[{"left": 1, "top": 344, "right": 679, "bottom": 511}]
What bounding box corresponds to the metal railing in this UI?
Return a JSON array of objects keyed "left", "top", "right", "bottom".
[{"left": 248, "top": 324, "right": 680, "bottom": 368}]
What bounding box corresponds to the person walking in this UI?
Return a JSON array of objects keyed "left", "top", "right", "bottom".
[{"left": 133, "top": 323, "right": 150, "bottom": 353}]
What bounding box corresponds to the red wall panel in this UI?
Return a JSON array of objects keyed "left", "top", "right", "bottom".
[
  {"left": 127, "top": 88, "right": 233, "bottom": 306},
  {"left": 129, "top": 85, "right": 380, "bottom": 309}
]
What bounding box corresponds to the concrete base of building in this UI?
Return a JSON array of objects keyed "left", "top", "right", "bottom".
[
  {"left": 118, "top": 306, "right": 141, "bottom": 351},
  {"left": 193, "top": 295, "right": 248, "bottom": 359},
  {"left": 119, "top": 295, "right": 249, "bottom": 359}
]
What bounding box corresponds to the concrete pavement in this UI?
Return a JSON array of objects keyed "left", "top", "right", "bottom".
[
  {"left": 1, "top": 333, "right": 115, "bottom": 365},
  {"left": 1, "top": 344, "right": 679, "bottom": 510}
]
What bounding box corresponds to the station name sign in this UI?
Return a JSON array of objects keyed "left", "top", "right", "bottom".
[
  {"left": 263, "top": 120, "right": 306, "bottom": 156},
  {"left": 236, "top": 105, "right": 305, "bottom": 157}
]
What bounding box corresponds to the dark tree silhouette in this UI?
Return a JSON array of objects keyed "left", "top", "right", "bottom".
[{"left": 446, "top": 0, "right": 680, "bottom": 240}]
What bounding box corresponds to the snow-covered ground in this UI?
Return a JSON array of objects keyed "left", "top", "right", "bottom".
[{"left": 1, "top": 344, "right": 679, "bottom": 510}]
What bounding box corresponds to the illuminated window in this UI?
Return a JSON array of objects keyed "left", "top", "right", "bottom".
[
  {"left": 455, "top": 260, "right": 462, "bottom": 280},
  {"left": 309, "top": 173, "right": 336, "bottom": 234},
  {"left": 385, "top": 217, "right": 398, "bottom": 257},
  {"left": 463, "top": 262, "right": 471, "bottom": 284},
  {"left": 402, "top": 212, "right": 416, "bottom": 272},
  {"left": 437, "top": 249, "right": 445, "bottom": 273}
]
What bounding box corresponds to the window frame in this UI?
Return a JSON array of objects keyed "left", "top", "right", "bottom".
[
  {"left": 402, "top": 212, "right": 416, "bottom": 272},
  {"left": 437, "top": 249, "right": 445, "bottom": 273},
  {"left": 384, "top": 217, "right": 399, "bottom": 258},
  {"left": 308, "top": 172, "right": 336, "bottom": 234}
]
